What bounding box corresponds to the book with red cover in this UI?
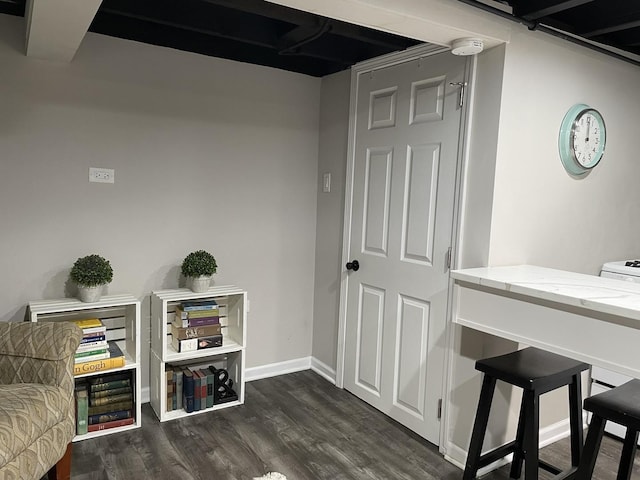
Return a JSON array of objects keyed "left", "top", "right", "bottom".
[
  {"left": 192, "top": 369, "right": 202, "bottom": 411},
  {"left": 87, "top": 417, "right": 134, "bottom": 432}
]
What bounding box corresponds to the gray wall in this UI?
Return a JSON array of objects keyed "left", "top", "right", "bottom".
[
  {"left": 311, "top": 70, "right": 350, "bottom": 374},
  {"left": 0, "top": 15, "right": 321, "bottom": 389}
]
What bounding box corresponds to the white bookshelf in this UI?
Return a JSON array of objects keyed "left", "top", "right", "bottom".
[
  {"left": 149, "top": 286, "right": 247, "bottom": 422},
  {"left": 28, "top": 294, "right": 142, "bottom": 441}
]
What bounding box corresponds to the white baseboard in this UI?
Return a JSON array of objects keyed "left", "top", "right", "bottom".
[
  {"left": 443, "top": 415, "right": 586, "bottom": 474},
  {"left": 245, "top": 356, "right": 312, "bottom": 382},
  {"left": 141, "top": 386, "right": 150, "bottom": 404},
  {"left": 310, "top": 357, "right": 337, "bottom": 384},
  {"left": 244, "top": 356, "right": 338, "bottom": 384}
]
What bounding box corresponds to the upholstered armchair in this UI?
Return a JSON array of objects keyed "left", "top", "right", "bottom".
[{"left": 0, "top": 321, "right": 82, "bottom": 480}]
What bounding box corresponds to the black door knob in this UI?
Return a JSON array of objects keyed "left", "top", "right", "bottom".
[{"left": 346, "top": 260, "right": 360, "bottom": 271}]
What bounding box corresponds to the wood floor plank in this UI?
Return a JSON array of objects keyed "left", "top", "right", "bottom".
[{"left": 70, "top": 370, "right": 640, "bottom": 479}]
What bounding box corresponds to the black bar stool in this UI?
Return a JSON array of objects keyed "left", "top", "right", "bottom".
[
  {"left": 576, "top": 379, "right": 640, "bottom": 480},
  {"left": 463, "top": 347, "right": 589, "bottom": 480}
]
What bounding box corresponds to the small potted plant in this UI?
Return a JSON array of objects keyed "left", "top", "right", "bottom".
[
  {"left": 181, "top": 250, "right": 217, "bottom": 292},
  {"left": 70, "top": 254, "right": 113, "bottom": 302}
]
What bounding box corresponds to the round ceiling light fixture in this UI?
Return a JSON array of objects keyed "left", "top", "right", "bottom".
[{"left": 450, "top": 38, "right": 484, "bottom": 56}]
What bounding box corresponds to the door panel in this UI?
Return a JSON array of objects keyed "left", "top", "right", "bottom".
[
  {"left": 355, "top": 283, "right": 385, "bottom": 395},
  {"left": 363, "top": 148, "right": 393, "bottom": 256},
  {"left": 402, "top": 143, "right": 440, "bottom": 265},
  {"left": 344, "top": 51, "right": 467, "bottom": 444}
]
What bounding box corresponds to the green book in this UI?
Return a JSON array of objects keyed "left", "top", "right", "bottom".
[{"left": 75, "top": 386, "right": 88, "bottom": 435}]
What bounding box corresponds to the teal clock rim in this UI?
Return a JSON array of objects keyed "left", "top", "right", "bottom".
[{"left": 558, "top": 103, "right": 606, "bottom": 176}]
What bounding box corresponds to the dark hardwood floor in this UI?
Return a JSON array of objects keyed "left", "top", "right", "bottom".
[{"left": 71, "top": 370, "right": 639, "bottom": 479}]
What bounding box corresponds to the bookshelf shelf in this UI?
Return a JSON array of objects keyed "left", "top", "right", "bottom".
[
  {"left": 150, "top": 286, "right": 247, "bottom": 422},
  {"left": 28, "top": 294, "right": 142, "bottom": 442}
]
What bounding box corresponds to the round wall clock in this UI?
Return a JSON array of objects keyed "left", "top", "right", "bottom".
[{"left": 558, "top": 104, "right": 607, "bottom": 176}]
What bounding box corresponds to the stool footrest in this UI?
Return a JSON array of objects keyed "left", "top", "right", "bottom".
[
  {"left": 550, "top": 466, "right": 577, "bottom": 480},
  {"left": 477, "top": 441, "right": 517, "bottom": 468},
  {"left": 539, "top": 460, "right": 562, "bottom": 475}
]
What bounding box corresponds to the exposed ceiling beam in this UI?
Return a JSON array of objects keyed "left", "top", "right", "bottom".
[
  {"left": 582, "top": 18, "right": 640, "bottom": 38},
  {"left": 99, "top": 6, "right": 279, "bottom": 50},
  {"left": 513, "top": 0, "right": 594, "bottom": 21},
  {"left": 277, "top": 20, "right": 330, "bottom": 54},
  {"left": 25, "top": 0, "right": 102, "bottom": 62}
]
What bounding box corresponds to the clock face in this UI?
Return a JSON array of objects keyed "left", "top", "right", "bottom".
[
  {"left": 571, "top": 110, "right": 605, "bottom": 168},
  {"left": 559, "top": 104, "right": 607, "bottom": 176}
]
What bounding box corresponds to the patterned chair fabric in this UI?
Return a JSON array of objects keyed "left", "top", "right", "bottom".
[{"left": 0, "top": 321, "right": 82, "bottom": 480}]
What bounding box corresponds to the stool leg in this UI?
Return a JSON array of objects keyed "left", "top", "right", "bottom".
[
  {"left": 576, "top": 414, "right": 605, "bottom": 480},
  {"left": 568, "top": 373, "right": 584, "bottom": 468},
  {"left": 522, "top": 390, "right": 539, "bottom": 480},
  {"left": 509, "top": 394, "right": 528, "bottom": 479},
  {"left": 616, "top": 428, "right": 639, "bottom": 480},
  {"left": 463, "top": 374, "right": 497, "bottom": 480}
]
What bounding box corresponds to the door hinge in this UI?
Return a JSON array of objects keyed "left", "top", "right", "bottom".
[
  {"left": 437, "top": 398, "right": 442, "bottom": 419},
  {"left": 445, "top": 247, "right": 452, "bottom": 270}
]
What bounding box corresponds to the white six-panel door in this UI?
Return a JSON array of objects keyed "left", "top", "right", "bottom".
[{"left": 343, "top": 51, "right": 467, "bottom": 444}]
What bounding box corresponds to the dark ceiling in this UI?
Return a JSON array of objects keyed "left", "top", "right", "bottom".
[
  {"left": 1, "top": 0, "right": 638, "bottom": 75},
  {"left": 0, "top": 0, "right": 421, "bottom": 77},
  {"left": 461, "top": 0, "right": 640, "bottom": 65}
]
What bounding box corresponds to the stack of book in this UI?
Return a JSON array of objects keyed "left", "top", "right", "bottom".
[
  {"left": 72, "top": 318, "right": 108, "bottom": 364},
  {"left": 165, "top": 364, "right": 238, "bottom": 414},
  {"left": 75, "top": 370, "right": 135, "bottom": 434},
  {"left": 171, "top": 299, "right": 223, "bottom": 353}
]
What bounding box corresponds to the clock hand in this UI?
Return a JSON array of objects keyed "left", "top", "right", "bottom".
[{"left": 586, "top": 116, "right": 591, "bottom": 142}]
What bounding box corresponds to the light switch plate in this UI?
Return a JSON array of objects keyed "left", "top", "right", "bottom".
[{"left": 323, "top": 173, "right": 331, "bottom": 193}]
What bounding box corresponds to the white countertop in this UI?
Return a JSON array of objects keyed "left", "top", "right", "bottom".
[{"left": 451, "top": 265, "right": 640, "bottom": 322}]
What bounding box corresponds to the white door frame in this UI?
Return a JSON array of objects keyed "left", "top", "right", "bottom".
[{"left": 335, "top": 43, "right": 477, "bottom": 449}]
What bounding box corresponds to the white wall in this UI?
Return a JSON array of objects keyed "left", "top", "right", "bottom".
[
  {"left": 311, "top": 70, "right": 351, "bottom": 375},
  {"left": 0, "top": 15, "right": 321, "bottom": 389},
  {"left": 489, "top": 27, "right": 640, "bottom": 273}
]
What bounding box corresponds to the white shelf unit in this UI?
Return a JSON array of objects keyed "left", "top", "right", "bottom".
[
  {"left": 150, "top": 286, "right": 247, "bottom": 422},
  {"left": 28, "top": 294, "right": 142, "bottom": 441}
]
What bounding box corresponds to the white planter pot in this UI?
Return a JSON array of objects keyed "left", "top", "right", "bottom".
[
  {"left": 77, "top": 285, "right": 103, "bottom": 303},
  {"left": 190, "top": 276, "right": 211, "bottom": 293}
]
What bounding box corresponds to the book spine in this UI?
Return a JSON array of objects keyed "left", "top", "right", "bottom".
[
  {"left": 166, "top": 369, "right": 174, "bottom": 412},
  {"left": 183, "top": 370, "right": 194, "bottom": 413},
  {"left": 77, "top": 340, "right": 109, "bottom": 350},
  {"left": 90, "top": 378, "right": 131, "bottom": 392},
  {"left": 187, "top": 316, "right": 219, "bottom": 327},
  {"left": 172, "top": 336, "right": 198, "bottom": 353},
  {"left": 88, "top": 409, "right": 132, "bottom": 425},
  {"left": 74, "top": 352, "right": 110, "bottom": 364},
  {"left": 90, "top": 386, "right": 132, "bottom": 399},
  {"left": 197, "top": 334, "right": 223, "bottom": 350},
  {"left": 76, "top": 388, "right": 88, "bottom": 435},
  {"left": 192, "top": 369, "right": 201, "bottom": 411},
  {"left": 206, "top": 370, "right": 214, "bottom": 408},
  {"left": 88, "top": 400, "right": 134, "bottom": 416},
  {"left": 74, "top": 356, "right": 126, "bottom": 376},
  {"left": 171, "top": 323, "right": 222, "bottom": 340},
  {"left": 174, "top": 369, "right": 183, "bottom": 410},
  {"left": 88, "top": 371, "right": 131, "bottom": 386},
  {"left": 76, "top": 348, "right": 109, "bottom": 357},
  {"left": 87, "top": 417, "right": 135, "bottom": 432},
  {"left": 71, "top": 318, "right": 103, "bottom": 328},
  {"left": 180, "top": 300, "right": 218, "bottom": 311},
  {"left": 80, "top": 326, "right": 108, "bottom": 336},
  {"left": 176, "top": 308, "right": 220, "bottom": 319},
  {"left": 199, "top": 370, "right": 207, "bottom": 410},
  {"left": 90, "top": 392, "right": 133, "bottom": 407},
  {"left": 81, "top": 334, "right": 106, "bottom": 342}
]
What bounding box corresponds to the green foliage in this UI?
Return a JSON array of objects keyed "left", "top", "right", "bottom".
[
  {"left": 70, "top": 254, "right": 114, "bottom": 287},
  {"left": 181, "top": 250, "right": 217, "bottom": 277}
]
